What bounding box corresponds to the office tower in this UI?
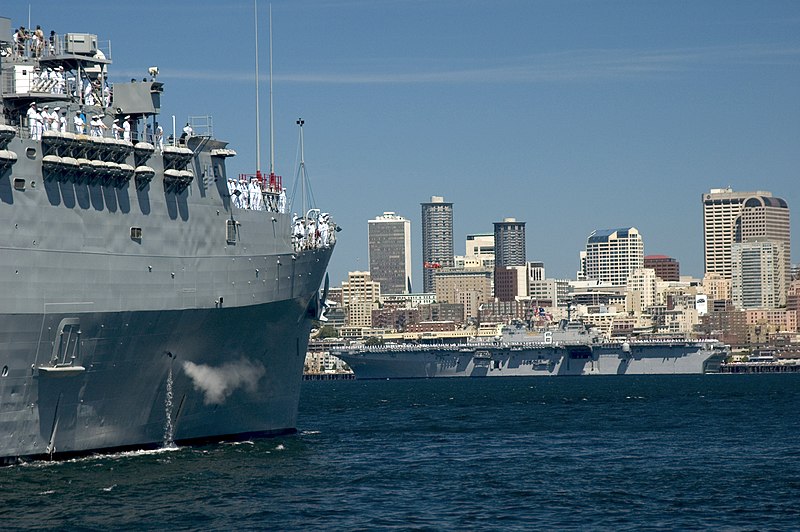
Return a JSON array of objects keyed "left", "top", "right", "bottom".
[
  {"left": 731, "top": 240, "right": 785, "bottom": 309},
  {"left": 368, "top": 212, "right": 412, "bottom": 294},
  {"left": 493, "top": 218, "right": 526, "bottom": 267},
  {"left": 702, "top": 188, "right": 790, "bottom": 278},
  {"left": 433, "top": 267, "right": 493, "bottom": 321},
  {"left": 644, "top": 255, "right": 680, "bottom": 282},
  {"left": 421, "top": 196, "right": 454, "bottom": 293},
  {"left": 584, "top": 227, "right": 644, "bottom": 286},
  {"left": 341, "top": 271, "right": 381, "bottom": 328},
  {"left": 736, "top": 194, "right": 791, "bottom": 289}
]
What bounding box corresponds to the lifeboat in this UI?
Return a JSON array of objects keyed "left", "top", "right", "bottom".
[
  {"left": 0, "top": 149, "right": 17, "bottom": 170},
  {"left": 0, "top": 125, "right": 15, "bottom": 148},
  {"left": 210, "top": 148, "right": 237, "bottom": 158},
  {"left": 42, "top": 154, "right": 62, "bottom": 179},
  {"left": 162, "top": 145, "right": 193, "bottom": 170},
  {"left": 134, "top": 165, "right": 155, "bottom": 189}
]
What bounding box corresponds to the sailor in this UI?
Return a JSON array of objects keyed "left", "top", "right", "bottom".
[
  {"left": 59, "top": 109, "right": 67, "bottom": 133},
  {"left": 232, "top": 179, "right": 243, "bottom": 209},
  {"left": 278, "top": 187, "right": 287, "bottom": 214},
  {"left": 249, "top": 178, "right": 263, "bottom": 211},
  {"left": 14, "top": 26, "right": 26, "bottom": 57},
  {"left": 122, "top": 115, "right": 131, "bottom": 142},
  {"left": 88, "top": 115, "right": 99, "bottom": 137},
  {"left": 48, "top": 30, "right": 56, "bottom": 55},
  {"left": 55, "top": 66, "right": 65, "bottom": 94},
  {"left": 73, "top": 111, "right": 85, "bottom": 134},
  {"left": 111, "top": 118, "right": 122, "bottom": 140},
  {"left": 155, "top": 122, "right": 164, "bottom": 152},
  {"left": 292, "top": 215, "right": 304, "bottom": 250},
  {"left": 50, "top": 107, "right": 61, "bottom": 131},
  {"left": 238, "top": 177, "right": 249, "bottom": 209},
  {"left": 319, "top": 213, "right": 330, "bottom": 247},
  {"left": 183, "top": 122, "right": 193, "bottom": 137},
  {"left": 227, "top": 178, "right": 237, "bottom": 203},
  {"left": 26, "top": 102, "right": 38, "bottom": 140},
  {"left": 33, "top": 25, "right": 44, "bottom": 58},
  {"left": 39, "top": 105, "right": 52, "bottom": 132}
]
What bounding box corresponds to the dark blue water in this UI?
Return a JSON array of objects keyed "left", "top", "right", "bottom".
[{"left": 2, "top": 375, "right": 799, "bottom": 530}]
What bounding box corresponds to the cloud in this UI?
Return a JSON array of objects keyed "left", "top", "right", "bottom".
[
  {"left": 137, "top": 43, "right": 800, "bottom": 85},
  {"left": 182, "top": 358, "right": 266, "bottom": 405}
]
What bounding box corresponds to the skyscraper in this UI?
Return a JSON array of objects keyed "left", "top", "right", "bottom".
[
  {"left": 421, "top": 196, "right": 454, "bottom": 293},
  {"left": 584, "top": 227, "right": 644, "bottom": 286},
  {"left": 493, "top": 218, "right": 526, "bottom": 267},
  {"left": 702, "top": 188, "right": 789, "bottom": 279},
  {"left": 368, "top": 212, "right": 412, "bottom": 294},
  {"left": 731, "top": 240, "right": 784, "bottom": 309}
]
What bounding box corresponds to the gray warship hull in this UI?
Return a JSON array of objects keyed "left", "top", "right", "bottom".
[
  {"left": 0, "top": 20, "right": 335, "bottom": 462},
  {"left": 337, "top": 340, "right": 727, "bottom": 379}
]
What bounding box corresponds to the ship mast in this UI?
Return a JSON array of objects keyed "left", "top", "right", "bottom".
[
  {"left": 254, "top": 0, "right": 262, "bottom": 179},
  {"left": 269, "top": 3, "right": 275, "bottom": 178}
]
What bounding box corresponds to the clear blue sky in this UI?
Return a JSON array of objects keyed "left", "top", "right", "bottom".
[{"left": 8, "top": 0, "right": 800, "bottom": 287}]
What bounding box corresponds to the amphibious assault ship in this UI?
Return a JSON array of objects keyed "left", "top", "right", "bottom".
[
  {"left": 334, "top": 321, "right": 728, "bottom": 379},
  {"left": 0, "top": 18, "right": 335, "bottom": 462}
]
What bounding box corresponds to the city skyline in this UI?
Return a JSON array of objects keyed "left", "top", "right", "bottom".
[{"left": 7, "top": 2, "right": 799, "bottom": 288}]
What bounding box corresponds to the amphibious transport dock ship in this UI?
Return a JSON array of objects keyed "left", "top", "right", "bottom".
[
  {"left": 0, "top": 18, "right": 334, "bottom": 462},
  {"left": 334, "top": 322, "right": 728, "bottom": 379}
]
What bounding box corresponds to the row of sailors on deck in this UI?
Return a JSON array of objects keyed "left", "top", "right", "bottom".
[
  {"left": 292, "top": 213, "right": 333, "bottom": 251},
  {"left": 227, "top": 177, "right": 287, "bottom": 213},
  {"left": 24, "top": 102, "right": 165, "bottom": 150}
]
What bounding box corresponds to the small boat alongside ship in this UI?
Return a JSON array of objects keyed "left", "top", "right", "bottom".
[{"left": 333, "top": 321, "right": 729, "bottom": 379}]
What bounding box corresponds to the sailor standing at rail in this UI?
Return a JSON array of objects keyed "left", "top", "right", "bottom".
[
  {"left": 122, "top": 115, "right": 131, "bottom": 142},
  {"left": 59, "top": 109, "right": 67, "bottom": 133},
  {"left": 49, "top": 107, "right": 60, "bottom": 131},
  {"left": 278, "top": 188, "right": 287, "bottom": 214},
  {"left": 227, "top": 178, "right": 237, "bottom": 205},
  {"left": 319, "top": 213, "right": 330, "bottom": 247},
  {"left": 89, "top": 115, "right": 101, "bottom": 137},
  {"left": 111, "top": 118, "right": 122, "bottom": 140},
  {"left": 249, "top": 177, "right": 264, "bottom": 211},
  {"left": 26, "top": 102, "right": 38, "bottom": 140},
  {"left": 73, "top": 111, "right": 85, "bottom": 134},
  {"left": 155, "top": 123, "right": 164, "bottom": 152}
]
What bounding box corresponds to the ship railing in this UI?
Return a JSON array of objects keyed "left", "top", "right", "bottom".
[{"left": 10, "top": 33, "right": 112, "bottom": 61}]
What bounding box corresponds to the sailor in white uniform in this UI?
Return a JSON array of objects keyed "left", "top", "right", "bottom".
[
  {"left": 73, "top": 112, "right": 85, "bottom": 134},
  {"left": 227, "top": 178, "right": 237, "bottom": 206},
  {"left": 248, "top": 178, "right": 264, "bottom": 211},
  {"left": 26, "top": 103, "right": 39, "bottom": 140},
  {"left": 278, "top": 188, "right": 287, "bottom": 214},
  {"left": 50, "top": 107, "right": 61, "bottom": 131},
  {"left": 319, "top": 213, "right": 330, "bottom": 247},
  {"left": 122, "top": 115, "right": 131, "bottom": 142}
]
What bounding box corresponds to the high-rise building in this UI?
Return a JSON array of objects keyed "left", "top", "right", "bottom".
[
  {"left": 731, "top": 240, "right": 785, "bottom": 309},
  {"left": 493, "top": 218, "right": 526, "bottom": 267},
  {"left": 421, "top": 196, "right": 454, "bottom": 293},
  {"left": 368, "top": 212, "right": 412, "bottom": 294},
  {"left": 736, "top": 194, "right": 791, "bottom": 288},
  {"left": 702, "top": 188, "right": 790, "bottom": 280},
  {"left": 644, "top": 255, "right": 680, "bottom": 282},
  {"left": 583, "top": 227, "right": 644, "bottom": 286},
  {"left": 433, "top": 267, "right": 493, "bottom": 322},
  {"left": 340, "top": 271, "right": 382, "bottom": 328}
]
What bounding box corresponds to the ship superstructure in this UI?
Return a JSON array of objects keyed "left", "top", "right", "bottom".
[{"left": 0, "top": 17, "right": 335, "bottom": 462}]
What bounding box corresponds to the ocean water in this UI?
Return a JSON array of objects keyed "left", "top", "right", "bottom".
[{"left": 2, "top": 374, "right": 799, "bottom": 531}]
